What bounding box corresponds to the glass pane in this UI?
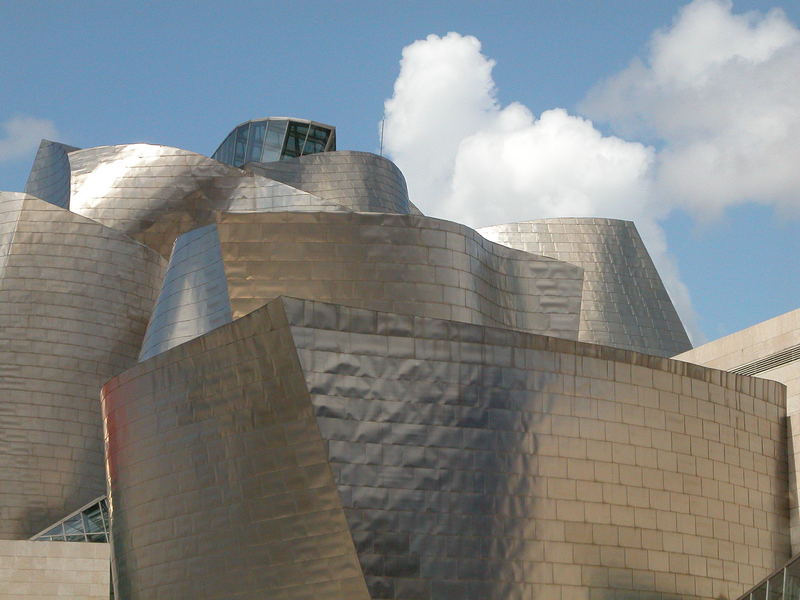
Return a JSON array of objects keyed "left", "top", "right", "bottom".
[
  {"left": 213, "top": 131, "right": 235, "bottom": 165},
  {"left": 261, "top": 149, "right": 280, "bottom": 163},
  {"left": 100, "top": 497, "right": 109, "bottom": 527},
  {"left": 41, "top": 522, "right": 65, "bottom": 539},
  {"left": 786, "top": 559, "right": 800, "bottom": 600},
  {"left": 221, "top": 132, "right": 235, "bottom": 165},
  {"left": 303, "top": 139, "right": 325, "bottom": 155},
  {"left": 283, "top": 122, "right": 308, "bottom": 158},
  {"left": 245, "top": 121, "right": 267, "bottom": 164},
  {"left": 309, "top": 126, "right": 330, "bottom": 142},
  {"left": 265, "top": 121, "right": 286, "bottom": 148},
  {"left": 769, "top": 571, "right": 785, "bottom": 599},
  {"left": 83, "top": 503, "right": 105, "bottom": 534},
  {"left": 233, "top": 124, "right": 249, "bottom": 166},
  {"left": 31, "top": 496, "right": 110, "bottom": 544},
  {"left": 63, "top": 513, "right": 84, "bottom": 537},
  {"left": 754, "top": 581, "right": 769, "bottom": 600}
]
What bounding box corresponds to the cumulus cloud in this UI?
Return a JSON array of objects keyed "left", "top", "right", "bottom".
[
  {"left": 582, "top": 0, "right": 800, "bottom": 218},
  {"left": 383, "top": 33, "right": 661, "bottom": 225},
  {"left": 383, "top": 33, "right": 498, "bottom": 206},
  {"left": 382, "top": 32, "right": 700, "bottom": 340},
  {"left": 0, "top": 116, "right": 58, "bottom": 163}
]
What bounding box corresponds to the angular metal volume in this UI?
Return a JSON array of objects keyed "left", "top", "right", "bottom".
[
  {"left": 479, "top": 217, "right": 692, "bottom": 357},
  {"left": 104, "top": 297, "right": 790, "bottom": 600},
  {"left": 0, "top": 192, "right": 165, "bottom": 538},
  {"left": 24, "top": 139, "right": 80, "bottom": 209},
  {"left": 246, "top": 151, "right": 412, "bottom": 214},
  {"left": 103, "top": 299, "right": 369, "bottom": 600},
  {"left": 139, "top": 212, "right": 584, "bottom": 357}
]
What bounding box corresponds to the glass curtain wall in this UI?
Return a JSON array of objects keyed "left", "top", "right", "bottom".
[{"left": 212, "top": 118, "right": 334, "bottom": 168}]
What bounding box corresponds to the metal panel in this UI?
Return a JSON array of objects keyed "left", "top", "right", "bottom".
[
  {"left": 24, "top": 139, "right": 79, "bottom": 209},
  {"left": 0, "top": 192, "right": 165, "bottom": 539},
  {"left": 247, "top": 151, "right": 411, "bottom": 214},
  {"left": 139, "top": 224, "right": 233, "bottom": 361},
  {"left": 66, "top": 144, "right": 329, "bottom": 256},
  {"left": 287, "top": 297, "right": 787, "bottom": 599},
  {"left": 102, "top": 300, "right": 370, "bottom": 600},
  {"left": 139, "top": 212, "right": 582, "bottom": 360},
  {"left": 216, "top": 212, "right": 582, "bottom": 337},
  {"left": 479, "top": 218, "right": 692, "bottom": 357}
]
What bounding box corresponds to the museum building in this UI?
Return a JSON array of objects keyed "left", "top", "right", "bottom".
[{"left": 0, "top": 117, "right": 797, "bottom": 599}]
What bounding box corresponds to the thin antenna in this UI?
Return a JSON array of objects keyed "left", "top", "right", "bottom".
[{"left": 379, "top": 118, "right": 385, "bottom": 156}]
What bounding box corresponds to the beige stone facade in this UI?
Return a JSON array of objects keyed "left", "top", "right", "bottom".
[
  {"left": 676, "top": 308, "right": 800, "bottom": 554},
  {"left": 0, "top": 540, "right": 109, "bottom": 599}
]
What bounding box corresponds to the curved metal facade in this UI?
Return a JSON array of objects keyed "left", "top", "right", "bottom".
[
  {"left": 24, "top": 139, "right": 79, "bottom": 209},
  {"left": 138, "top": 224, "right": 232, "bottom": 361},
  {"left": 6, "top": 117, "right": 789, "bottom": 599},
  {"left": 103, "top": 297, "right": 790, "bottom": 600},
  {"left": 246, "top": 151, "right": 411, "bottom": 214},
  {"left": 67, "top": 143, "right": 340, "bottom": 257},
  {"left": 139, "top": 212, "right": 583, "bottom": 359},
  {"left": 59, "top": 144, "right": 408, "bottom": 259},
  {"left": 478, "top": 218, "right": 692, "bottom": 357},
  {"left": 0, "top": 192, "right": 165, "bottom": 539}
]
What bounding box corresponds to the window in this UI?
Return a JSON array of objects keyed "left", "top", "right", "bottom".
[{"left": 30, "top": 496, "right": 110, "bottom": 543}]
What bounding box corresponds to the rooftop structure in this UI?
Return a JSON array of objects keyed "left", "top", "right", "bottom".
[{"left": 211, "top": 117, "right": 336, "bottom": 167}]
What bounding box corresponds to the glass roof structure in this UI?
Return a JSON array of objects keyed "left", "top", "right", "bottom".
[
  {"left": 212, "top": 117, "right": 336, "bottom": 168},
  {"left": 30, "top": 496, "right": 109, "bottom": 543}
]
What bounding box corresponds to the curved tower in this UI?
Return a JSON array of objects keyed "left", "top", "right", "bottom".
[
  {"left": 479, "top": 217, "right": 692, "bottom": 357},
  {"left": 0, "top": 192, "right": 165, "bottom": 538},
  {"left": 104, "top": 296, "right": 790, "bottom": 600}
]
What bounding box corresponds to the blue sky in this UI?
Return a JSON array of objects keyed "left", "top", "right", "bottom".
[{"left": 1, "top": 0, "right": 798, "bottom": 346}]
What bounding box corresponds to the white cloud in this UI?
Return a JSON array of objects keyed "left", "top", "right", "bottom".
[
  {"left": 581, "top": 0, "right": 800, "bottom": 218},
  {"left": 382, "top": 32, "right": 702, "bottom": 342},
  {"left": 443, "top": 106, "right": 657, "bottom": 227},
  {"left": 0, "top": 116, "right": 58, "bottom": 163},
  {"left": 383, "top": 33, "right": 498, "bottom": 205}
]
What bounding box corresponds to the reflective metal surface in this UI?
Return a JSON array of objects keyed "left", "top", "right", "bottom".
[
  {"left": 0, "top": 192, "right": 165, "bottom": 539},
  {"left": 67, "top": 143, "right": 335, "bottom": 256},
  {"left": 103, "top": 299, "right": 370, "bottom": 600},
  {"left": 104, "top": 297, "right": 790, "bottom": 599},
  {"left": 4, "top": 117, "right": 789, "bottom": 599},
  {"left": 62, "top": 144, "right": 410, "bottom": 258},
  {"left": 24, "top": 139, "right": 80, "bottom": 209},
  {"left": 479, "top": 218, "right": 692, "bottom": 357},
  {"left": 246, "top": 151, "right": 411, "bottom": 214},
  {"left": 139, "top": 224, "right": 232, "bottom": 361},
  {"left": 140, "top": 212, "right": 583, "bottom": 357}
]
